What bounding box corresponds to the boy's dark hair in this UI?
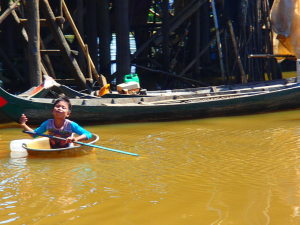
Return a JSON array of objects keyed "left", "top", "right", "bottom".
[{"left": 53, "top": 97, "right": 72, "bottom": 112}]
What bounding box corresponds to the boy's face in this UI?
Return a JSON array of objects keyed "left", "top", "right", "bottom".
[{"left": 52, "top": 100, "right": 70, "bottom": 119}]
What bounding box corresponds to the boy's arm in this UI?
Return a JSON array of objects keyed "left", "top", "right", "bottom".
[
  {"left": 70, "top": 122, "right": 92, "bottom": 141},
  {"left": 19, "top": 114, "right": 34, "bottom": 133},
  {"left": 19, "top": 114, "right": 48, "bottom": 138}
]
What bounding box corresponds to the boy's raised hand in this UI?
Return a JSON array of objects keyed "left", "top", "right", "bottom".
[{"left": 19, "top": 114, "right": 28, "bottom": 125}]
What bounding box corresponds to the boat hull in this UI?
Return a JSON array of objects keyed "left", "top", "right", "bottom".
[
  {"left": 1, "top": 79, "right": 300, "bottom": 124},
  {"left": 23, "top": 134, "right": 99, "bottom": 157}
]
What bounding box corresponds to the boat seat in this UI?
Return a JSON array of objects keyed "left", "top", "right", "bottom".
[{"left": 26, "top": 137, "right": 51, "bottom": 150}]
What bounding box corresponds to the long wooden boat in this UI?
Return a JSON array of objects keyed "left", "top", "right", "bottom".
[
  {"left": 22, "top": 134, "right": 99, "bottom": 157},
  {"left": 1, "top": 78, "right": 300, "bottom": 124}
]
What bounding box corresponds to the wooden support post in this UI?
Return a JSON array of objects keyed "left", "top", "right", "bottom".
[
  {"left": 40, "top": 0, "right": 87, "bottom": 90},
  {"left": 61, "top": 0, "right": 107, "bottom": 87},
  {"left": 133, "top": 0, "right": 206, "bottom": 59},
  {"left": 86, "top": 0, "right": 98, "bottom": 68},
  {"left": 11, "top": 9, "right": 55, "bottom": 79},
  {"left": 115, "top": 0, "right": 131, "bottom": 84},
  {"left": 162, "top": 0, "right": 170, "bottom": 73},
  {"left": 98, "top": 0, "right": 111, "bottom": 78},
  {"left": 27, "top": 0, "right": 42, "bottom": 86},
  {"left": 211, "top": 0, "right": 226, "bottom": 80},
  {"left": 228, "top": 20, "right": 247, "bottom": 83},
  {"left": 193, "top": 10, "right": 200, "bottom": 75},
  {"left": 178, "top": 35, "right": 218, "bottom": 77}
]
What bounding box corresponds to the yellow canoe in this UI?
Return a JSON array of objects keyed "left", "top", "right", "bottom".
[{"left": 23, "top": 134, "right": 99, "bottom": 157}]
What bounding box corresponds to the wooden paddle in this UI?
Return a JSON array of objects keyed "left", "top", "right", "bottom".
[{"left": 23, "top": 131, "right": 139, "bottom": 156}]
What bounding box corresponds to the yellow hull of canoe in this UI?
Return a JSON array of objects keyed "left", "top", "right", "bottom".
[{"left": 23, "top": 134, "right": 99, "bottom": 157}]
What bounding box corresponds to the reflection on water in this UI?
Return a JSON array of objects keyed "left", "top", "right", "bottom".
[{"left": 1, "top": 110, "right": 300, "bottom": 224}]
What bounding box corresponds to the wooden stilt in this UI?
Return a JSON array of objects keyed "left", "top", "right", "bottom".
[
  {"left": 133, "top": 0, "right": 206, "bottom": 59},
  {"left": 98, "top": 0, "right": 111, "bottom": 78},
  {"left": 162, "top": 0, "right": 170, "bottom": 72},
  {"left": 211, "top": 0, "right": 226, "bottom": 80},
  {"left": 26, "top": 0, "right": 42, "bottom": 86},
  {"left": 115, "top": 0, "right": 131, "bottom": 84},
  {"left": 228, "top": 20, "right": 247, "bottom": 83}
]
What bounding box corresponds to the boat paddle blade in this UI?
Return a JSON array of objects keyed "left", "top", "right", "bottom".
[{"left": 9, "top": 139, "right": 31, "bottom": 158}]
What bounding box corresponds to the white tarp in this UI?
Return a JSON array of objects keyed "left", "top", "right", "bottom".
[{"left": 270, "top": 0, "right": 300, "bottom": 58}]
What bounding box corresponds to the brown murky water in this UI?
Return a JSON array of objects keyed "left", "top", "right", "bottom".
[{"left": 1, "top": 110, "right": 300, "bottom": 225}]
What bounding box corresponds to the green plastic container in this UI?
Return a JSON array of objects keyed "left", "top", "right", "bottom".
[{"left": 124, "top": 74, "right": 140, "bottom": 84}]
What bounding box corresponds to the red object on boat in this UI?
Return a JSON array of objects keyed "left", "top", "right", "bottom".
[{"left": 0, "top": 96, "right": 7, "bottom": 107}]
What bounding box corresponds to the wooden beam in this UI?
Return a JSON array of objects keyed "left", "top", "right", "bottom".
[
  {"left": 61, "top": 0, "right": 107, "bottom": 87},
  {"left": 40, "top": 0, "right": 87, "bottom": 90},
  {"left": 19, "top": 16, "right": 65, "bottom": 25}
]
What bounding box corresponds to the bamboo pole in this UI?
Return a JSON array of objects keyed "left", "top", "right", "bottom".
[
  {"left": 61, "top": 0, "right": 107, "bottom": 86},
  {"left": 0, "top": 0, "right": 20, "bottom": 24},
  {"left": 85, "top": 44, "right": 92, "bottom": 81},
  {"left": 228, "top": 20, "right": 247, "bottom": 83}
]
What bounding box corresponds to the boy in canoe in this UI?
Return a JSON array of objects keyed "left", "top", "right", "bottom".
[{"left": 19, "top": 96, "right": 92, "bottom": 148}]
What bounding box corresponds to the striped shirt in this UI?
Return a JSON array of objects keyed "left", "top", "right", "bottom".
[{"left": 34, "top": 119, "right": 92, "bottom": 148}]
